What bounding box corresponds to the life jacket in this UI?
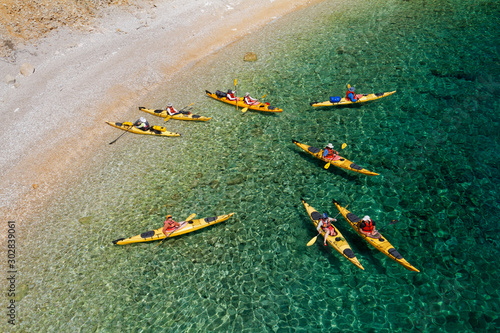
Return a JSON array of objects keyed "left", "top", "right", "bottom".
[
  {"left": 346, "top": 91, "right": 357, "bottom": 102},
  {"left": 226, "top": 92, "right": 237, "bottom": 101},
  {"left": 165, "top": 219, "right": 176, "bottom": 228},
  {"left": 324, "top": 147, "right": 336, "bottom": 159},
  {"left": 166, "top": 106, "right": 178, "bottom": 116},
  {"left": 361, "top": 219, "right": 375, "bottom": 232},
  {"left": 244, "top": 95, "right": 258, "bottom": 105},
  {"left": 136, "top": 122, "right": 149, "bottom": 130},
  {"left": 320, "top": 218, "right": 335, "bottom": 233}
]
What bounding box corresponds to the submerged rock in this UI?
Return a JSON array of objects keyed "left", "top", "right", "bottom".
[
  {"left": 5, "top": 74, "right": 16, "bottom": 84},
  {"left": 243, "top": 52, "right": 257, "bottom": 62},
  {"left": 78, "top": 216, "right": 93, "bottom": 224},
  {"left": 20, "top": 63, "right": 35, "bottom": 76}
]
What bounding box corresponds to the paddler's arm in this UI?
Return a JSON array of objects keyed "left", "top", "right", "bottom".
[{"left": 316, "top": 221, "right": 323, "bottom": 232}]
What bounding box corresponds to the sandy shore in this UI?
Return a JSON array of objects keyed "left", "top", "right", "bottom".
[{"left": 0, "top": 0, "right": 324, "bottom": 226}]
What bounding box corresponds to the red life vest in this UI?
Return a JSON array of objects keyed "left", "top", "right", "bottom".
[
  {"left": 227, "top": 92, "right": 237, "bottom": 101},
  {"left": 166, "top": 107, "right": 178, "bottom": 116},
  {"left": 324, "top": 148, "right": 336, "bottom": 159},
  {"left": 361, "top": 219, "right": 375, "bottom": 232},
  {"left": 165, "top": 219, "right": 177, "bottom": 228},
  {"left": 320, "top": 218, "right": 335, "bottom": 233},
  {"left": 244, "top": 95, "right": 258, "bottom": 105},
  {"left": 346, "top": 91, "right": 357, "bottom": 102}
]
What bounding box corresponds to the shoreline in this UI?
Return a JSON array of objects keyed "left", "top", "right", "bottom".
[{"left": 0, "top": 0, "right": 324, "bottom": 229}]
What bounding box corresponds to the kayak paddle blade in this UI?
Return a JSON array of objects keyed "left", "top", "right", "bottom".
[{"left": 307, "top": 235, "right": 318, "bottom": 246}]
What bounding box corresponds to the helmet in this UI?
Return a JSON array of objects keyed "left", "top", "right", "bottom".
[
  {"left": 326, "top": 143, "right": 333, "bottom": 149},
  {"left": 167, "top": 103, "right": 172, "bottom": 107},
  {"left": 322, "top": 213, "right": 328, "bottom": 219},
  {"left": 166, "top": 215, "right": 172, "bottom": 219},
  {"left": 245, "top": 92, "right": 250, "bottom": 96},
  {"left": 227, "top": 89, "right": 232, "bottom": 93},
  {"left": 348, "top": 86, "right": 355, "bottom": 92},
  {"left": 139, "top": 117, "right": 146, "bottom": 122},
  {"left": 363, "top": 216, "right": 371, "bottom": 221}
]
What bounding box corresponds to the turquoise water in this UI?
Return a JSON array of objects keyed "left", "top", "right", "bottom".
[{"left": 7, "top": 0, "right": 500, "bottom": 331}]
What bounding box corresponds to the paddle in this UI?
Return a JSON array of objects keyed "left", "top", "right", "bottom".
[
  {"left": 306, "top": 204, "right": 350, "bottom": 246},
  {"left": 164, "top": 103, "right": 195, "bottom": 122},
  {"left": 378, "top": 219, "right": 399, "bottom": 232},
  {"left": 234, "top": 79, "right": 238, "bottom": 112},
  {"left": 109, "top": 122, "right": 134, "bottom": 145},
  {"left": 157, "top": 213, "right": 196, "bottom": 246},
  {"left": 324, "top": 143, "right": 347, "bottom": 169}
]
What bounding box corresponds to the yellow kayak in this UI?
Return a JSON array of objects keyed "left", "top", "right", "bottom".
[
  {"left": 310, "top": 91, "right": 396, "bottom": 107},
  {"left": 292, "top": 140, "right": 379, "bottom": 176},
  {"left": 112, "top": 213, "right": 234, "bottom": 245},
  {"left": 205, "top": 90, "right": 283, "bottom": 112},
  {"left": 139, "top": 107, "right": 211, "bottom": 121},
  {"left": 333, "top": 200, "right": 419, "bottom": 272},
  {"left": 302, "top": 199, "right": 364, "bottom": 270},
  {"left": 105, "top": 121, "right": 181, "bottom": 137}
]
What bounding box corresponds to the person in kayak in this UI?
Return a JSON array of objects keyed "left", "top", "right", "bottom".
[
  {"left": 165, "top": 103, "right": 181, "bottom": 116},
  {"left": 226, "top": 89, "right": 238, "bottom": 102},
  {"left": 243, "top": 92, "right": 260, "bottom": 106},
  {"left": 323, "top": 143, "right": 339, "bottom": 161},
  {"left": 359, "top": 215, "right": 381, "bottom": 238},
  {"left": 134, "top": 117, "right": 150, "bottom": 131},
  {"left": 346, "top": 86, "right": 359, "bottom": 102},
  {"left": 317, "top": 213, "right": 338, "bottom": 245},
  {"left": 162, "top": 215, "right": 181, "bottom": 236}
]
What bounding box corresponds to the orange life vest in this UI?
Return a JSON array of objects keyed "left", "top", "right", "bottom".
[
  {"left": 361, "top": 219, "right": 375, "bottom": 232},
  {"left": 324, "top": 148, "right": 337, "bottom": 159}
]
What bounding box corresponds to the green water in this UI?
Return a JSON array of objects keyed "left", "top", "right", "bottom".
[{"left": 6, "top": 0, "right": 500, "bottom": 331}]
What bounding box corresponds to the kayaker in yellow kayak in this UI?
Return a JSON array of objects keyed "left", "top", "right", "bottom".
[
  {"left": 134, "top": 117, "right": 150, "bottom": 131},
  {"left": 346, "top": 86, "right": 360, "bottom": 102},
  {"left": 226, "top": 89, "right": 238, "bottom": 102},
  {"left": 323, "top": 143, "right": 339, "bottom": 161},
  {"left": 162, "top": 215, "right": 181, "bottom": 236},
  {"left": 243, "top": 92, "right": 260, "bottom": 106},
  {"left": 165, "top": 103, "right": 182, "bottom": 116},
  {"left": 359, "top": 216, "right": 381, "bottom": 239},
  {"left": 316, "top": 213, "right": 338, "bottom": 246}
]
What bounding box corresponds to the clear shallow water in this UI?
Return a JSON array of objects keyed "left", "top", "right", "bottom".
[{"left": 7, "top": 0, "right": 500, "bottom": 331}]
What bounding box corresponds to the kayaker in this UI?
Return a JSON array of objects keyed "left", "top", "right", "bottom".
[
  {"left": 226, "top": 89, "right": 238, "bottom": 102},
  {"left": 346, "top": 86, "right": 359, "bottom": 102},
  {"left": 317, "top": 213, "right": 338, "bottom": 246},
  {"left": 243, "top": 92, "right": 260, "bottom": 106},
  {"left": 134, "top": 117, "right": 150, "bottom": 131},
  {"left": 359, "top": 215, "right": 381, "bottom": 238},
  {"left": 165, "top": 103, "right": 181, "bottom": 116},
  {"left": 162, "top": 215, "right": 181, "bottom": 236},
  {"left": 323, "top": 143, "right": 339, "bottom": 161}
]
